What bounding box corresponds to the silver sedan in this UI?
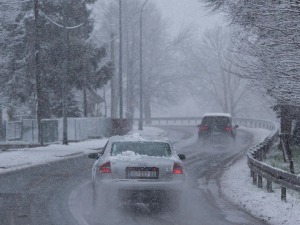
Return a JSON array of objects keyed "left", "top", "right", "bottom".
[{"left": 89, "top": 134, "right": 186, "bottom": 210}]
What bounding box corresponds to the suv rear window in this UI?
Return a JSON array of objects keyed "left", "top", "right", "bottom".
[{"left": 201, "top": 116, "right": 231, "bottom": 127}]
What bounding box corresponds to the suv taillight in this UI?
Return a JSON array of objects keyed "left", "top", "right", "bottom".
[
  {"left": 200, "top": 125, "right": 209, "bottom": 131},
  {"left": 99, "top": 161, "right": 111, "bottom": 173},
  {"left": 173, "top": 162, "right": 184, "bottom": 174},
  {"left": 225, "top": 126, "right": 233, "bottom": 132}
]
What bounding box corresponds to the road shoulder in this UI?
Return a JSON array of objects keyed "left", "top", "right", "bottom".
[{"left": 221, "top": 128, "right": 300, "bottom": 225}]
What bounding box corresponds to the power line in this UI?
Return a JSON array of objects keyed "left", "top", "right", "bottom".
[
  {"left": 39, "top": 10, "right": 84, "bottom": 29},
  {"left": 0, "top": 0, "right": 31, "bottom": 5}
]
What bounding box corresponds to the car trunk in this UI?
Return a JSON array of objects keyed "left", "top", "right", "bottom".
[{"left": 110, "top": 156, "right": 174, "bottom": 180}]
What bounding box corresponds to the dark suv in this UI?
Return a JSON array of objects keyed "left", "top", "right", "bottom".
[{"left": 197, "top": 113, "right": 238, "bottom": 145}]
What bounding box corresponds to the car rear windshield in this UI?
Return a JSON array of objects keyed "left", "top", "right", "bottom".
[
  {"left": 111, "top": 142, "right": 172, "bottom": 157},
  {"left": 201, "top": 116, "right": 231, "bottom": 127}
]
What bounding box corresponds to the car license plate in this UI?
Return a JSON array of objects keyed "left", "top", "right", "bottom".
[{"left": 126, "top": 167, "right": 159, "bottom": 179}]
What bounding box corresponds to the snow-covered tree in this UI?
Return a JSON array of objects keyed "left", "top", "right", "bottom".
[
  {"left": 1, "top": 0, "right": 112, "bottom": 119},
  {"left": 201, "top": 0, "right": 300, "bottom": 107},
  {"left": 201, "top": 0, "right": 300, "bottom": 163}
]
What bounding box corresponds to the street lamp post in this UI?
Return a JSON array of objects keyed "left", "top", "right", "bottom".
[
  {"left": 138, "top": 0, "right": 149, "bottom": 130},
  {"left": 119, "top": 0, "right": 123, "bottom": 119},
  {"left": 34, "top": 0, "right": 43, "bottom": 145},
  {"left": 62, "top": 0, "right": 69, "bottom": 145}
]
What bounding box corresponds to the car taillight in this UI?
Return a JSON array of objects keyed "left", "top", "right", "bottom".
[
  {"left": 200, "top": 125, "right": 208, "bottom": 131},
  {"left": 173, "top": 162, "right": 184, "bottom": 174},
  {"left": 225, "top": 126, "right": 233, "bottom": 132},
  {"left": 99, "top": 161, "right": 111, "bottom": 173}
]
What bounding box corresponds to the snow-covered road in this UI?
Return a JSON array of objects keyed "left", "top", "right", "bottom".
[{"left": 0, "top": 126, "right": 298, "bottom": 225}]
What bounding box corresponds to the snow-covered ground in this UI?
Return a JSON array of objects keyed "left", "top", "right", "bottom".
[
  {"left": 0, "top": 126, "right": 299, "bottom": 224},
  {"left": 222, "top": 128, "right": 300, "bottom": 225},
  {"left": 0, "top": 139, "right": 106, "bottom": 173},
  {"left": 0, "top": 126, "right": 165, "bottom": 174}
]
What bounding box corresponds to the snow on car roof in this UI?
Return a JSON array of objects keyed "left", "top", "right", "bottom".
[
  {"left": 109, "top": 133, "right": 170, "bottom": 143},
  {"left": 109, "top": 150, "right": 178, "bottom": 161},
  {"left": 203, "top": 112, "right": 232, "bottom": 118}
]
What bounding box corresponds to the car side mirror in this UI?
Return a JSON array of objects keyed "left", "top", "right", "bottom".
[
  {"left": 88, "top": 150, "right": 103, "bottom": 159},
  {"left": 88, "top": 152, "right": 99, "bottom": 159},
  {"left": 178, "top": 154, "right": 186, "bottom": 160}
]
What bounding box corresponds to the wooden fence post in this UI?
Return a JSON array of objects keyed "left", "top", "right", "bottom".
[
  {"left": 258, "top": 175, "right": 263, "bottom": 188},
  {"left": 253, "top": 172, "right": 257, "bottom": 185},
  {"left": 267, "top": 180, "right": 273, "bottom": 192},
  {"left": 281, "top": 187, "right": 287, "bottom": 202}
]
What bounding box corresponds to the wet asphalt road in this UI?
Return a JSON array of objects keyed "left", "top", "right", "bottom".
[{"left": 0, "top": 126, "right": 269, "bottom": 225}]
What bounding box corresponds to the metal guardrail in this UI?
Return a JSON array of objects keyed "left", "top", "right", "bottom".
[
  {"left": 247, "top": 127, "right": 300, "bottom": 201},
  {"left": 139, "top": 116, "right": 276, "bottom": 130}
]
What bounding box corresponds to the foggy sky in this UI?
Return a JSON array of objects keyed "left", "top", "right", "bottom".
[
  {"left": 153, "top": 0, "right": 225, "bottom": 36},
  {"left": 151, "top": 0, "right": 226, "bottom": 117}
]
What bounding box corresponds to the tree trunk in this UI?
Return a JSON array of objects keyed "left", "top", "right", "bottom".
[
  {"left": 126, "top": 32, "right": 135, "bottom": 117},
  {"left": 280, "top": 105, "right": 294, "bottom": 170},
  {"left": 83, "top": 87, "right": 87, "bottom": 117},
  {"left": 280, "top": 133, "right": 295, "bottom": 174},
  {"left": 144, "top": 93, "right": 151, "bottom": 125}
]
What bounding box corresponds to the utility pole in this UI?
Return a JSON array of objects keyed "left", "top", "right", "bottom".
[
  {"left": 62, "top": 0, "right": 69, "bottom": 145},
  {"left": 111, "top": 33, "right": 118, "bottom": 118},
  {"left": 138, "top": 0, "right": 149, "bottom": 130},
  {"left": 119, "top": 0, "right": 123, "bottom": 119},
  {"left": 34, "top": 0, "right": 43, "bottom": 145},
  {"left": 103, "top": 86, "right": 107, "bottom": 117}
]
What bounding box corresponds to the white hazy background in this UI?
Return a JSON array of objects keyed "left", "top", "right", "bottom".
[
  {"left": 152, "top": 0, "right": 227, "bottom": 117},
  {"left": 91, "top": 0, "right": 275, "bottom": 120},
  {"left": 153, "top": 0, "right": 224, "bottom": 36}
]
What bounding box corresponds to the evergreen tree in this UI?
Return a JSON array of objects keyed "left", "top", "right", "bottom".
[{"left": 2, "top": 0, "right": 112, "bottom": 118}]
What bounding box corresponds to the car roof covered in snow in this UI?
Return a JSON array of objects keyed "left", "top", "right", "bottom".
[
  {"left": 203, "top": 113, "right": 232, "bottom": 118},
  {"left": 108, "top": 133, "right": 170, "bottom": 143}
]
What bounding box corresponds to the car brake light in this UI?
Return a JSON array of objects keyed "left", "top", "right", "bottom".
[
  {"left": 99, "top": 161, "right": 111, "bottom": 173},
  {"left": 200, "top": 125, "right": 208, "bottom": 131},
  {"left": 225, "top": 126, "right": 233, "bottom": 132},
  {"left": 173, "top": 162, "right": 184, "bottom": 174}
]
